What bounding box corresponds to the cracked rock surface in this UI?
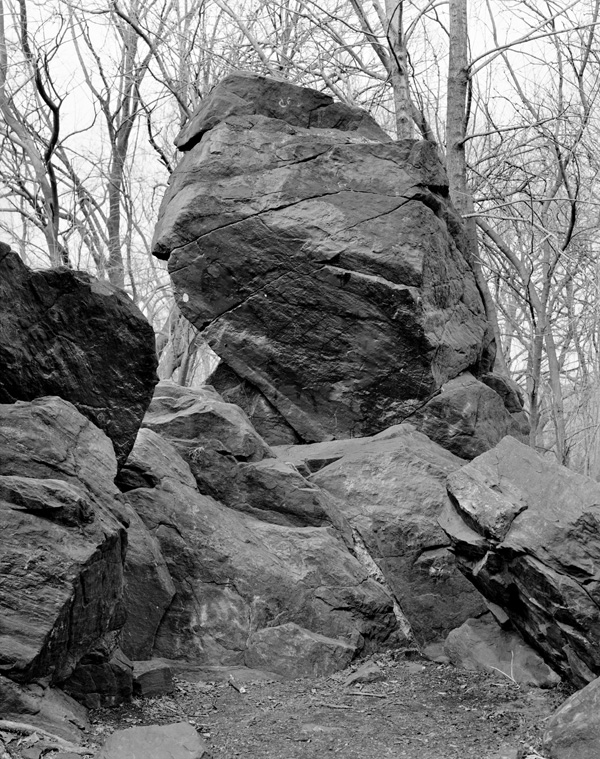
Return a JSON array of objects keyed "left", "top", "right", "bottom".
[
  {"left": 275, "top": 423, "right": 487, "bottom": 645},
  {"left": 119, "top": 384, "right": 405, "bottom": 674},
  {"left": 152, "top": 73, "right": 491, "bottom": 443},
  {"left": 440, "top": 436, "right": 600, "bottom": 688},
  {"left": 0, "top": 243, "right": 158, "bottom": 467}
]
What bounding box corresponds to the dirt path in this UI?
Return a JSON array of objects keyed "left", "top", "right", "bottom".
[{"left": 89, "top": 652, "right": 572, "bottom": 759}]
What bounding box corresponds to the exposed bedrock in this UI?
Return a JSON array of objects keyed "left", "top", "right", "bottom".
[
  {"left": 152, "top": 72, "right": 492, "bottom": 443},
  {"left": 0, "top": 243, "right": 158, "bottom": 466},
  {"left": 439, "top": 436, "right": 600, "bottom": 688}
]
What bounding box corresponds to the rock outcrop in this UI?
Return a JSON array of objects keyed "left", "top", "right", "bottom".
[
  {"left": 440, "top": 436, "right": 600, "bottom": 687},
  {"left": 152, "top": 72, "right": 492, "bottom": 444},
  {"left": 0, "top": 397, "right": 127, "bottom": 687},
  {"left": 0, "top": 243, "right": 158, "bottom": 466},
  {"left": 120, "top": 417, "right": 403, "bottom": 676},
  {"left": 275, "top": 425, "right": 487, "bottom": 644}
]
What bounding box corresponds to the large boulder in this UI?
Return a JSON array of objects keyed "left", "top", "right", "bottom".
[
  {"left": 444, "top": 614, "right": 560, "bottom": 688},
  {"left": 275, "top": 424, "right": 487, "bottom": 644},
  {"left": 140, "top": 382, "right": 347, "bottom": 530},
  {"left": 543, "top": 676, "right": 600, "bottom": 759},
  {"left": 152, "top": 72, "right": 491, "bottom": 443},
  {"left": 440, "top": 436, "right": 600, "bottom": 687},
  {"left": 122, "top": 426, "right": 403, "bottom": 675},
  {"left": 410, "top": 372, "right": 529, "bottom": 459},
  {"left": 0, "top": 397, "right": 126, "bottom": 686},
  {"left": 0, "top": 243, "right": 158, "bottom": 466}
]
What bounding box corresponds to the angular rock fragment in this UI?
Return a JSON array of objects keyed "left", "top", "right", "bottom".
[
  {"left": 440, "top": 436, "right": 600, "bottom": 686},
  {"left": 152, "top": 73, "right": 490, "bottom": 443},
  {"left": 280, "top": 424, "right": 487, "bottom": 644}
]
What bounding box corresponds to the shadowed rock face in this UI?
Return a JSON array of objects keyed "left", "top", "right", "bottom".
[
  {"left": 0, "top": 244, "right": 158, "bottom": 467},
  {"left": 439, "top": 436, "right": 600, "bottom": 688},
  {"left": 152, "top": 73, "right": 491, "bottom": 443},
  {"left": 0, "top": 397, "right": 126, "bottom": 686}
]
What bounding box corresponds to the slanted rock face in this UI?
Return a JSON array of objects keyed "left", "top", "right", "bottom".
[
  {"left": 152, "top": 72, "right": 490, "bottom": 443},
  {"left": 410, "top": 372, "right": 530, "bottom": 460},
  {"left": 0, "top": 244, "right": 158, "bottom": 466},
  {"left": 0, "top": 397, "right": 126, "bottom": 686},
  {"left": 440, "top": 436, "right": 600, "bottom": 687},
  {"left": 275, "top": 424, "right": 487, "bottom": 644},
  {"left": 122, "top": 426, "right": 404, "bottom": 675}
]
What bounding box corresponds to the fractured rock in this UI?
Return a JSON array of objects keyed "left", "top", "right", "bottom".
[
  {"left": 279, "top": 424, "right": 487, "bottom": 644},
  {"left": 0, "top": 397, "right": 126, "bottom": 686},
  {"left": 440, "top": 436, "right": 600, "bottom": 687},
  {"left": 0, "top": 676, "right": 89, "bottom": 743},
  {"left": 141, "top": 382, "right": 346, "bottom": 530},
  {"left": 152, "top": 73, "right": 490, "bottom": 443},
  {"left": 122, "top": 427, "right": 403, "bottom": 674},
  {"left": 0, "top": 243, "right": 158, "bottom": 466}
]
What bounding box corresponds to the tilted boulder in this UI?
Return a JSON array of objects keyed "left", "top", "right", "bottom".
[
  {"left": 0, "top": 243, "right": 158, "bottom": 466},
  {"left": 440, "top": 436, "right": 600, "bottom": 687},
  {"left": 140, "top": 382, "right": 348, "bottom": 531},
  {"left": 0, "top": 397, "right": 126, "bottom": 687},
  {"left": 122, "top": 426, "right": 404, "bottom": 675},
  {"left": 410, "top": 372, "right": 530, "bottom": 460},
  {"left": 152, "top": 72, "right": 491, "bottom": 443},
  {"left": 275, "top": 424, "right": 487, "bottom": 644}
]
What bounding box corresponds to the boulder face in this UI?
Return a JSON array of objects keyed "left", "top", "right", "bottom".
[
  {"left": 410, "top": 372, "right": 530, "bottom": 460},
  {"left": 121, "top": 424, "right": 404, "bottom": 675},
  {"left": 0, "top": 244, "right": 158, "bottom": 466},
  {"left": 0, "top": 397, "right": 126, "bottom": 686},
  {"left": 152, "top": 72, "right": 491, "bottom": 443},
  {"left": 440, "top": 436, "right": 600, "bottom": 687},
  {"left": 275, "top": 424, "right": 487, "bottom": 644}
]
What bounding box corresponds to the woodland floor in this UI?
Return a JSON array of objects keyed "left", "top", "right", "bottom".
[{"left": 81, "top": 650, "right": 573, "bottom": 759}]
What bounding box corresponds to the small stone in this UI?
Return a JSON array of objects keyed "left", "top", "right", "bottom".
[
  {"left": 133, "top": 659, "right": 174, "bottom": 697},
  {"left": 343, "top": 661, "right": 384, "bottom": 687}
]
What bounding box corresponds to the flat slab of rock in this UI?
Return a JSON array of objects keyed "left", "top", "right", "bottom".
[
  {"left": 97, "top": 722, "right": 208, "bottom": 759},
  {"left": 440, "top": 436, "right": 600, "bottom": 686},
  {"left": 0, "top": 244, "right": 158, "bottom": 466},
  {"left": 245, "top": 623, "right": 356, "bottom": 678},
  {"left": 543, "top": 676, "right": 600, "bottom": 758},
  {"left": 152, "top": 73, "right": 490, "bottom": 443}
]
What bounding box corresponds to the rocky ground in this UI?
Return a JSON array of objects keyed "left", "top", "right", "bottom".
[{"left": 1, "top": 651, "right": 570, "bottom": 759}]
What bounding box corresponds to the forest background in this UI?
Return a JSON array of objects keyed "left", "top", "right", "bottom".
[{"left": 2, "top": 0, "right": 600, "bottom": 474}]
